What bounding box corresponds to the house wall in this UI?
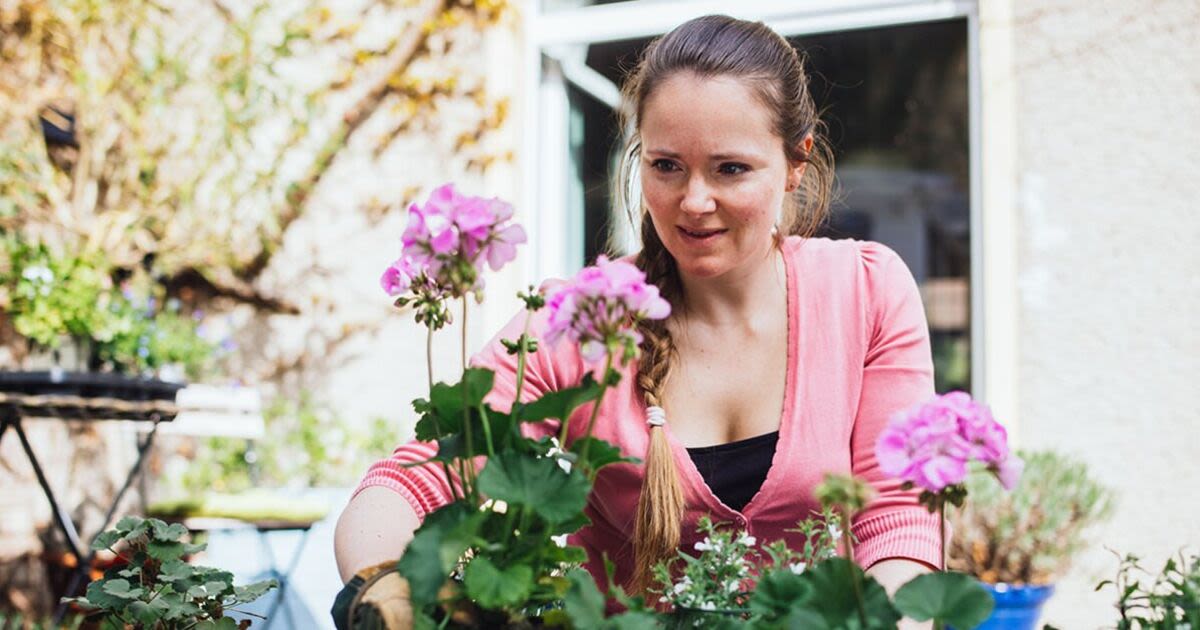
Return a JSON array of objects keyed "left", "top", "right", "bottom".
[{"left": 985, "top": 0, "right": 1200, "bottom": 625}]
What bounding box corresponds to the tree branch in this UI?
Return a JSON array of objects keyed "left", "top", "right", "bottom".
[{"left": 235, "top": 0, "right": 448, "bottom": 283}]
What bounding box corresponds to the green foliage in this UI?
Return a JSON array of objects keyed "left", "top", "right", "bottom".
[
  {"left": 0, "top": 240, "right": 118, "bottom": 348},
  {"left": 64, "top": 516, "right": 275, "bottom": 629},
  {"left": 0, "top": 238, "right": 216, "bottom": 377},
  {"left": 173, "top": 393, "right": 394, "bottom": 493},
  {"left": 1100, "top": 550, "right": 1200, "bottom": 629},
  {"left": 948, "top": 449, "right": 1115, "bottom": 584},
  {"left": 893, "top": 572, "right": 994, "bottom": 628}
]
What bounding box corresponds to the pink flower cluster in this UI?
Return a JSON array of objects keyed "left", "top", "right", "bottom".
[
  {"left": 545, "top": 256, "right": 671, "bottom": 366},
  {"left": 875, "top": 391, "right": 1023, "bottom": 493},
  {"left": 381, "top": 183, "right": 526, "bottom": 297}
]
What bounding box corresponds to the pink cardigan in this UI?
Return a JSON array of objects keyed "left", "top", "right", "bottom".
[{"left": 356, "top": 237, "right": 942, "bottom": 588}]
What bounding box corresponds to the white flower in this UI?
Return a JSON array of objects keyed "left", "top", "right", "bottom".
[
  {"left": 828, "top": 523, "right": 842, "bottom": 540},
  {"left": 673, "top": 580, "right": 690, "bottom": 594},
  {"left": 737, "top": 533, "right": 757, "bottom": 547},
  {"left": 22, "top": 265, "right": 53, "bottom": 283},
  {"left": 694, "top": 539, "right": 712, "bottom": 552},
  {"left": 700, "top": 601, "right": 716, "bottom": 611},
  {"left": 789, "top": 562, "right": 807, "bottom": 575},
  {"left": 725, "top": 580, "right": 741, "bottom": 593}
]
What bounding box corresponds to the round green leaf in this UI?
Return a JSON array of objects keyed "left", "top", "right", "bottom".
[
  {"left": 477, "top": 451, "right": 590, "bottom": 524},
  {"left": 463, "top": 556, "right": 534, "bottom": 610},
  {"left": 892, "top": 572, "right": 995, "bottom": 629}
]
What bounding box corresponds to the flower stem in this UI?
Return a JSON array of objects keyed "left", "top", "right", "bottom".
[
  {"left": 460, "top": 298, "right": 476, "bottom": 501},
  {"left": 510, "top": 314, "right": 533, "bottom": 442},
  {"left": 428, "top": 326, "right": 460, "bottom": 502},
  {"left": 577, "top": 353, "right": 614, "bottom": 478},
  {"left": 940, "top": 502, "right": 946, "bottom": 571}
]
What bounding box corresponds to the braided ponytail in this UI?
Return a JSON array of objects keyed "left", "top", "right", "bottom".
[{"left": 630, "top": 214, "right": 685, "bottom": 595}]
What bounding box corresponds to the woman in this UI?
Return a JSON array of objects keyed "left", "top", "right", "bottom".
[{"left": 335, "top": 13, "right": 940, "bottom": 616}]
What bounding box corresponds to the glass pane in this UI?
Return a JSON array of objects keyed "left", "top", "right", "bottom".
[{"left": 574, "top": 19, "right": 971, "bottom": 393}]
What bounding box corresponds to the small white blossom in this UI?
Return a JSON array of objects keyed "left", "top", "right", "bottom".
[
  {"left": 789, "top": 562, "right": 807, "bottom": 575},
  {"left": 828, "top": 523, "right": 842, "bottom": 540},
  {"left": 737, "top": 533, "right": 757, "bottom": 547},
  {"left": 726, "top": 580, "right": 740, "bottom": 593},
  {"left": 22, "top": 265, "right": 53, "bottom": 283},
  {"left": 694, "top": 538, "right": 712, "bottom": 552},
  {"left": 700, "top": 601, "right": 716, "bottom": 611}
]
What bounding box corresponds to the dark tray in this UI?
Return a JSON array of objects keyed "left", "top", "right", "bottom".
[{"left": 0, "top": 371, "right": 185, "bottom": 402}]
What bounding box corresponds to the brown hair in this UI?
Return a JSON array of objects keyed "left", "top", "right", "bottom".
[{"left": 616, "top": 14, "right": 835, "bottom": 594}]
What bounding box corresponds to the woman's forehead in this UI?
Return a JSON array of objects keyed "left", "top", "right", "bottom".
[{"left": 640, "top": 73, "right": 779, "bottom": 155}]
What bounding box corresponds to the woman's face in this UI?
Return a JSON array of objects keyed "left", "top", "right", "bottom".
[{"left": 639, "top": 72, "right": 804, "bottom": 281}]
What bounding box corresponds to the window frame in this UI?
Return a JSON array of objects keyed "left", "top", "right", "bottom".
[{"left": 520, "top": 0, "right": 1007, "bottom": 410}]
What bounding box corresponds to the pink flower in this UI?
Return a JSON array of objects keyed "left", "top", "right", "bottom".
[
  {"left": 397, "top": 183, "right": 526, "bottom": 296},
  {"left": 544, "top": 256, "right": 671, "bottom": 368},
  {"left": 875, "top": 391, "right": 1021, "bottom": 493},
  {"left": 380, "top": 256, "right": 421, "bottom": 296}
]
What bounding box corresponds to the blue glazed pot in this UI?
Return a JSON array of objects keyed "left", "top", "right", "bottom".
[{"left": 973, "top": 582, "right": 1055, "bottom": 630}]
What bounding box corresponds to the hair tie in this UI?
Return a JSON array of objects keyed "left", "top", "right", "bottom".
[{"left": 646, "top": 406, "right": 667, "bottom": 427}]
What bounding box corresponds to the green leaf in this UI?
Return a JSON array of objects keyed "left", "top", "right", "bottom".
[
  {"left": 519, "top": 378, "right": 603, "bottom": 422},
  {"left": 893, "top": 572, "right": 994, "bottom": 629},
  {"left": 233, "top": 578, "right": 278, "bottom": 604},
  {"left": 750, "top": 569, "right": 812, "bottom": 620},
  {"left": 157, "top": 559, "right": 196, "bottom": 584},
  {"left": 476, "top": 451, "right": 590, "bottom": 524},
  {"left": 150, "top": 519, "right": 189, "bottom": 542},
  {"left": 398, "top": 503, "right": 479, "bottom": 607},
  {"left": 562, "top": 569, "right": 606, "bottom": 630},
  {"left": 91, "top": 529, "right": 123, "bottom": 551},
  {"left": 127, "top": 598, "right": 169, "bottom": 626},
  {"left": 463, "top": 556, "right": 534, "bottom": 610},
  {"left": 602, "top": 611, "right": 663, "bottom": 629},
  {"left": 147, "top": 539, "right": 187, "bottom": 562},
  {"left": 114, "top": 515, "right": 143, "bottom": 533},
  {"left": 101, "top": 578, "right": 144, "bottom": 601},
  {"left": 462, "top": 368, "right": 496, "bottom": 407},
  {"left": 795, "top": 558, "right": 899, "bottom": 628},
  {"left": 81, "top": 580, "right": 126, "bottom": 610},
  {"left": 569, "top": 437, "right": 640, "bottom": 473}
]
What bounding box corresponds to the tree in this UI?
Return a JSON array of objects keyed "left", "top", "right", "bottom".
[{"left": 0, "top": 0, "right": 511, "bottom": 315}]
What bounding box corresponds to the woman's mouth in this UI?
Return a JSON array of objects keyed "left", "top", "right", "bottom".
[{"left": 677, "top": 226, "right": 728, "bottom": 243}]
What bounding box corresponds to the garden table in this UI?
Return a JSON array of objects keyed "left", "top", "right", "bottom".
[{"left": 0, "top": 370, "right": 182, "bottom": 619}]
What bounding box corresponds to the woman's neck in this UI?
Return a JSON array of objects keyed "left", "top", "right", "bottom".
[{"left": 675, "top": 245, "right": 787, "bottom": 328}]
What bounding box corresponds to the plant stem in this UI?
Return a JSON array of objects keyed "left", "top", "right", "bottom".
[
  {"left": 940, "top": 502, "right": 947, "bottom": 571},
  {"left": 428, "top": 326, "right": 459, "bottom": 502},
  {"left": 460, "top": 297, "right": 476, "bottom": 501},
  {"left": 510, "top": 313, "right": 534, "bottom": 442},
  {"left": 576, "top": 353, "right": 614, "bottom": 478}
]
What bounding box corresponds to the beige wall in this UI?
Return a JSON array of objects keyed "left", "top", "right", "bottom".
[{"left": 984, "top": 0, "right": 1200, "bottom": 625}]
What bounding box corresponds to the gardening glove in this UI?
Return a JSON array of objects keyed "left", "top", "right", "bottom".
[{"left": 331, "top": 560, "right": 413, "bottom": 630}]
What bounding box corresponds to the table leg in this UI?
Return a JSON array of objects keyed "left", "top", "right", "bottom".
[
  {"left": 60, "top": 418, "right": 164, "bottom": 604},
  {"left": 260, "top": 527, "right": 313, "bottom": 630}
]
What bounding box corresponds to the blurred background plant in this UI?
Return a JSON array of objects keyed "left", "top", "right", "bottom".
[
  {"left": 1101, "top": 550, "right": 1200, "bottom": 629},
  {"left": 165, "top": 391, "right": 394, "bottom": 494},
  {"left": 948, "top": 449, "right": 1116, "bottom": 585}
]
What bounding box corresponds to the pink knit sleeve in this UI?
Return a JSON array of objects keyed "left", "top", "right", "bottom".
[
  {"left": 849, "top": 242, "right": 942, "bottom": 571},
  {"left": 353, "top": 305, "right": 580, "bottom": 521}
]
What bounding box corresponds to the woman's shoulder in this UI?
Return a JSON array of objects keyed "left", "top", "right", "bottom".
[{"left": 781, "top": 236, "right": 906, "bottom": 278}]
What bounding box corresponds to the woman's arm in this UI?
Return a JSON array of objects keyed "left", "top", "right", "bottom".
[
  {"left": 869, "top": 559, "right": 934, "bottom": 630},
  {"left": 334, "top": 486, "right": 422, "bottom": 583}
]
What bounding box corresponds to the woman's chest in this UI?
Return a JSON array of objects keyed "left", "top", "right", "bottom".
[{"left": 661, "top": 325, "right": 790, "bottom": 447}]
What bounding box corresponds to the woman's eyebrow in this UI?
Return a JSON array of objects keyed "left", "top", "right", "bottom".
[{"left": 644, "top": 148, "right": 759, "bottom": 161}]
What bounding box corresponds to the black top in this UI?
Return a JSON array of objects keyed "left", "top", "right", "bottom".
[{"left": 685, "top": 431, "right": 780, "bottom": 512}]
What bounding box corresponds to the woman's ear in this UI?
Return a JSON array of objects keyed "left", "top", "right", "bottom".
[{"left": 786, "top": 134, "right": 815, "bottom": 191}]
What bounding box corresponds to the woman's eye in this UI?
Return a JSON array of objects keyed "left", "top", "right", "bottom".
[
  {"left": 650, "top": 159, "right": 679, "bottom": 173},
  {"left": 719, "top": 163, "right": 749, "bottom": 176}
]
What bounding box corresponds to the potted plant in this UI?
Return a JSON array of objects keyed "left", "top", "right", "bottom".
[
  {"left": 948, "top": 449, "right": 1116, "bottom": 629},
  {"left": 63, "top": 515, "right": 276, "bottom": 628}
]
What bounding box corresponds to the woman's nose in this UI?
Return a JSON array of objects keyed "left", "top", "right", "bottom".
[{"left": 680, "top": 175, "right": 717, "bottom": 215}]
